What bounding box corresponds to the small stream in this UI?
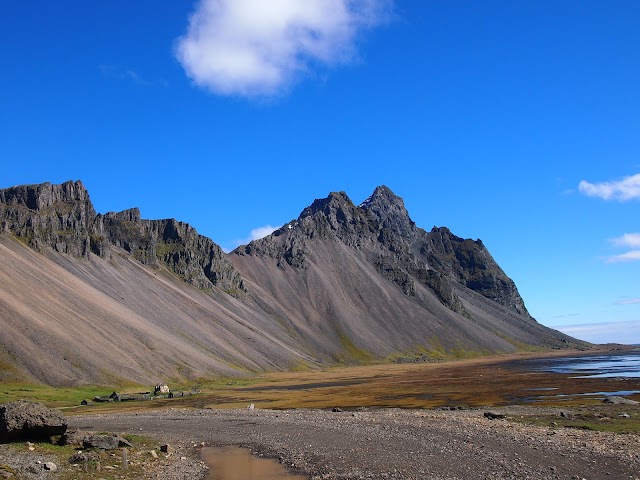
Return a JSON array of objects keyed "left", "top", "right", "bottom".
[{"left": 201, "top": 446, "right": 308, "bottom": 480}]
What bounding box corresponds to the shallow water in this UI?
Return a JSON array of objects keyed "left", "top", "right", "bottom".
[
  {"left": 532, "top": 353, "right": 640, "bottom": 378},
  {"left": 201, "top": 446, "right": 308, "bottom": 480}
]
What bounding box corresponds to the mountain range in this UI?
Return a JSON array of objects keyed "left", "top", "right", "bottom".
[{"left": 0, "top": 181, "right": 587, "bottom": 386}]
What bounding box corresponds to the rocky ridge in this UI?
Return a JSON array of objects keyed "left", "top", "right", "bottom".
[
  {"left": 0, "top": 180, "right": 588, "bottom": 385},
  {"left": 235, "top": 185, "right": 528, "bottom": 318},
  {"left": 0, "top": 181, "right": 243, "bottom": 292}
]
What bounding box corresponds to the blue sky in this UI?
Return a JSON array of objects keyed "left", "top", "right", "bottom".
[{"left": 1, "top": 1, "right": 639, "bottom": 344}]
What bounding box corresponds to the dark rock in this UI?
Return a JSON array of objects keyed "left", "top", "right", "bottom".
[
  {"left": 484, "top": 411, "right": 506, "bottom": 420},
  {"left": 0, "top": 181, "right": 95, "bottom": 258},
  {"left": 160, "top": 444, "right": 175, "bottom": 454},
  {"left": 234, "top": 186, "right": 528, "bottom": 318},
  {"left": 332, "top": 407, "right": 343, "bottom": 413},
  {"left": 99, "top": 214, "right": 245, "bottom": 292},
  {"left": 58, "top": 429, "right": 92, "bottom": 446},
  {"left": 0, "top": 180, "right": 246, "bottom": 294},
  {"left": 83, "top": 434, "right": 120, "bottom": 450},
  {"left": 69, "top": 451, "right": 100, "bottom": 464},
  {"left": 0, "top": 401, "right": 67, "bottom": 443},
  {"left": 559, "top": 410, "right": 570, "bottom": 418}
]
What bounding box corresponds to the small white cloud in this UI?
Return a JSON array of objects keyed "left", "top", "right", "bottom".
[
  {"left": 225, "top": 224, "right": 281, "bottom": 252},
  {"left": 616, "top": 298, "right": 640, "bottom": 305},
  {"left": 606, "top": 250, "right": 640, "bottom": 263},
  {"left": 175, "top": 0, "right": 393, "bottom": 98},
  {"left": 249, "top": 224, "right": 279, "bottom": 241},
  {"left": 578, "top": 173, "right": 640, "bottom": 201},
  {"left": 611, "top": 233, "right": 640, "bottom": 249},
  {"left": 555, "top": 319, "right": 640, "bottom": 344}
]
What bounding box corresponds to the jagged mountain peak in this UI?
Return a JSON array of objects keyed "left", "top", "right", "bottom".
[
  {"left": 360, "top": 185, "right": 400, "bottom": 206},
  {"left": 300, "top": 191, "right": 354, "bottom": 218},
  {"left": 359, "top": 185, "right": 415, "bottom": 238}
]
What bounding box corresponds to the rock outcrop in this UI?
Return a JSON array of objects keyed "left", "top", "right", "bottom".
[
  {"left": 0, "top": 181, "right": 244, "bottom": 293},
  {"left": 236, "top": 185, "right": 528, "bottom": 318},
  {"left": 0, "top": 401, "right": 67, "bottom": 442},
  {"left": 0, "top": 181, "right": 95, "bottom": 258}
]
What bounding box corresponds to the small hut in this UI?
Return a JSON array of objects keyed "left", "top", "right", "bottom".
[{"left": 154, "top": 384, "right": 170, "bottom": 395}]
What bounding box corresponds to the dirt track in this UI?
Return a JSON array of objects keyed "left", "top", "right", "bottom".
[{"left": 69, "top": 406, "right": 640, "bottom": 480}]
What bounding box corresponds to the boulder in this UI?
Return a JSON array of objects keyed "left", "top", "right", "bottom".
[
  {"left": 59, "top": 429, "right": 92, "bottom": 446},
  {"left": 483, "top": 411, "right": 506, "bottom": 420},
  {"left": 0, "top": 401, "right": 67, "bottom": 443},
  {"left": 83, "top": 434, "right": 120, "bottom": 450}
]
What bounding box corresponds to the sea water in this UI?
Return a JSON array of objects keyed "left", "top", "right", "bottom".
[
  {"left": 540, "top": 352, "right": 640, "bottom": 378},
  {"left": 525, "top": 352, "right": 640, "bottom": 400}
]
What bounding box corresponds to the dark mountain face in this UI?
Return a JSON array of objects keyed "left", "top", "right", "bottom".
[
  {"left": 0, "top": 181, "right": 243, "bottom": 293},
  {"left": 235, "top": 185, "right": 529, "bottom": 319},
  {"left": 0, "top": 181, "right": 587, "bottom": 386}
]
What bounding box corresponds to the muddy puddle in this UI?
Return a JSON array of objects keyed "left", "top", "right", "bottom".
[{"left": 201, "top": 446, "right": 308, "bottom": 480}]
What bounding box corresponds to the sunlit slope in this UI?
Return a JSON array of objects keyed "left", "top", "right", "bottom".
[{"left": 0, "top": 235, "right": 310, "bottom": 385}]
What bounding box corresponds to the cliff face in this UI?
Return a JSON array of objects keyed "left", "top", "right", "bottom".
[
  {"left": 0, "top": 181, "right": 96, "bottom": 258},
  {"left": 0, "top": 181, "right": 244, "bottom": 293},
  {"left": 236, "top": 185, "right": 528, "bottom": 318}
]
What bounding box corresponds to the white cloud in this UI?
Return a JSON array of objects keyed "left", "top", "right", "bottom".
[
  {"left": 616, "top": 298, "right": 640, "bottom": 305},
  {"left": 223, "top": 224, "right": 281, "bottom": 252},
  {"left": 611, "top": 233, "right": 640, "bottom": 249},
  {"left": 606, "top": 250, "right": 640, "bottom": 263},
  {"left": 606, "top": 234, "right": 640, "bottom": 263},
  {"left": 578, "top": 173, "right": 640, "bottom": 201},
  {"left": 555, "top": 319, "right": 640, "bottom": 345},
  {"left": 175, "top": 0, "right": 392, "bottom": 97},
  {"left": 249, "top": 224, "right": 280, "bottom": 241}
]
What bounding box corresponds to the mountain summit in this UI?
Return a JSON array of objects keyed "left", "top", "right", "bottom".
[
  {"left": 235, "top": 185, "right": 528, "bottom": 318},
  {"left": 0, "top": 181, "right": 586, "bottom": 385}
]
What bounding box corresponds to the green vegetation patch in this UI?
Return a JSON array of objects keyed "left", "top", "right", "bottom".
[
  {"left": 336, "top": 331, "right": 373, "bottom": 364},
  {"left": 512, "top": 407, "right": 640, "bottom": 435}
]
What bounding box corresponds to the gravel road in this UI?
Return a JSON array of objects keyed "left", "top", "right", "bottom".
[{"left": 68, "top": 406, "right": 640, "bottom": 480}]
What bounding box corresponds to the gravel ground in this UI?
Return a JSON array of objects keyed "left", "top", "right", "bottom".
[{"left": 57, "top": 406, "right": 640, "bottom": 480}]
